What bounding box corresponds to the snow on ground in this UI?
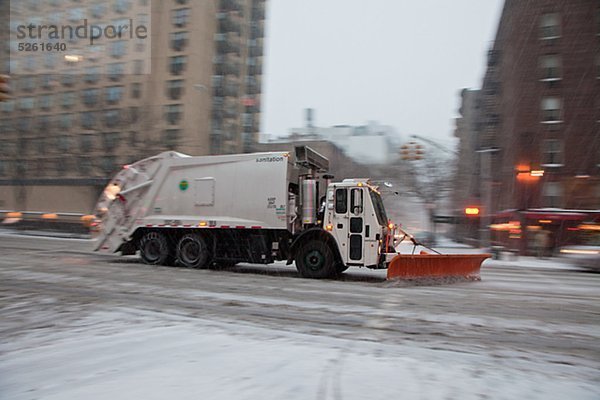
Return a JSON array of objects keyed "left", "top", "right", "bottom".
[{"left": 1, "top": 308, "right": 598, "bottom": 400}]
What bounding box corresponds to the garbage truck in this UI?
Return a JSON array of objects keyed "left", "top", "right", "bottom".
[{"left": 93, "top": 146, "right": 489, "bottom": 279}]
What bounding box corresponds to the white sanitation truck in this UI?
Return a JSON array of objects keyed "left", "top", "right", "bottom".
[{"left": 93, "top": 146, "right": 398, "bottom": 278}]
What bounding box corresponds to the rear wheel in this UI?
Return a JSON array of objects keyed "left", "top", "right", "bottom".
[
  {"left": 177, "top": 234, "right": 211, "bottom": 268},
  {"left": 295, "top": 240, "right": 337, "bottom": 279},
  {"left": 139, "top": 231, "right": 173, "bottom": 265}
]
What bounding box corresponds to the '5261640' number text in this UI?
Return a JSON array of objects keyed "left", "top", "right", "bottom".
[{"left": 18, "top": 43, "right": 67, "bottom": 52}]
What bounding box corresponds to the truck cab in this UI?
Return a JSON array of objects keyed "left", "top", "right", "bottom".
[
  {"left": 324, "top": 179, "right": 393, "bottom": 269},
  {"left": 290, "top": 177, "right": 396, "bottom": 278}
]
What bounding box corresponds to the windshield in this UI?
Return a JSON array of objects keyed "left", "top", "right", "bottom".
[{"left": 369, "top": 189, "right": 388, "bottom": 226}]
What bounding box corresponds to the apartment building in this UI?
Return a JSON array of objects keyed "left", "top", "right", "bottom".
[
  {"left": 471, "top": 0, "right": 599, "bottom": 213},
  {"left": 0, "top": 0, "right": 266, "bottom": 213}
]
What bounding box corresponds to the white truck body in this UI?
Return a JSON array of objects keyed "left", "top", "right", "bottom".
[
  {"left": 93, "top": 147, "right": 396, "bottom": 278},
  {"left": 94, "top": 151, "right": 294, "bottom": 253}
]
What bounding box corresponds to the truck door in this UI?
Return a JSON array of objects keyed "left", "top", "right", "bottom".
[
  {"left": 334, "top": 187, "right": 365, "bottom": 265},
  {"left": 348, "top": 188, "right": 365, "bottom": 264}
]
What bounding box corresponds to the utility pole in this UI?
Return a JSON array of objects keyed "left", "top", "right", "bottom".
[{"left": 476, "top": 147, "right": 500, "bottom": 249}]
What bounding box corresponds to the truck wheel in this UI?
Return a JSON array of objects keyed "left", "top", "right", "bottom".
[
  {"left": 295, "top": 240, "right": 337, "bottom": 279},
  {"left": 177, "top": 234, "right": 211, "bottom": 268},
  {"left": 139, "top": 231, "right": 172, "bottom": 265}
]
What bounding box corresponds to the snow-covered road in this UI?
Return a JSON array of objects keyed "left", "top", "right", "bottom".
[{"left": 1, "top": 234, "right": 599, "bottom": 399}]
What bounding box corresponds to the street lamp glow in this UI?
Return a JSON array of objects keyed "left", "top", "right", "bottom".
[
  {"left": 530, "top": 170, "right": 544, "bottom": 177},
  {"left": 64, "top": 55, "right": 82, "bottom": 62},
  {"left": 465, "top": 207, "right": 480, "bottom": 216}
]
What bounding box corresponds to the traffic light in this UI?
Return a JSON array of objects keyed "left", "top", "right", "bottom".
[
  {"left": 0, "top": 75, "right": 10, "bottom": 102},
  {"left": 400, "top": 142, "right": 424, "bottom": 161}
]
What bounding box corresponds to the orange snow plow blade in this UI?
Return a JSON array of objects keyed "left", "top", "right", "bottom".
[{"left": 387, "top": 253, "right": 491, "bottom": 280}]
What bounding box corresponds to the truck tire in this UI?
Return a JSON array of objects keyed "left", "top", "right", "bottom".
[
  {"left": 295, "top": 240, "right": 337, "bottom": 279},
  {"left": 139, "top": 231, "right": 173, "bottom": 265},
  {"left": 177, "top": 234, "right": 211, "bottom": 268}
]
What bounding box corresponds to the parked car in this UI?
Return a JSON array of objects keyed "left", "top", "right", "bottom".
[
  {"left": 559, "top": 245, "right": 600, "bottom": 271},
  {"left": 559, "top": 223, "right": 600, "bottom": 271}
]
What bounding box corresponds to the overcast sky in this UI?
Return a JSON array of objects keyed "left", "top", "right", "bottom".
[{"left": 261, "top": 0, "right": 504, "bottom": 147}]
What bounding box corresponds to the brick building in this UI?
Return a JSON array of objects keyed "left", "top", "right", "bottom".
[{"left": 480, "top": 0, "right": 600, "bottom": 212}]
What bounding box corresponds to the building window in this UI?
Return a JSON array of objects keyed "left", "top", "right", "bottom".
[
  {"left": 79, "top": 157, "right": 92, "bottom": 175},
  {"left": 16, "top": 159, "right": 28, "bottom": 176},
  {"left": 38, "top": 115, "right": 51, "bottom": 131},
  {"left": 540, "top": 13, "right": 560, "bottom": 39},
  {"left": 39, "top": 94, "right": 53, "bottom": 110},
  {"left": 62, "top": 73, "right": 76, "bottom": 87},
  {"left": 131, "top": 82, "right": 142, "bottom": 99},
  {"left": 129, "top": 131, "right": 139, "bottom": 147},
  {"left": 68, "top": 7, "right": 85, "bottom": 23},
  {"left": 108, "top": 62, "right": 125, "bottom": 81},
  {"left": 39, "top": 74, "right": 53, "bottom": 89},
  {"left": 85, "top": 67, "right": 101, "bottom": 84},
  {"left": 102, "top": 132, "right": 121, "bottom": 151},
  {"left": 21, "top": 76, "right": 35, "bottom": 92},
  {"left": 110, "top": 41, "right": 127, "bottom": 58},
  {"left": 172, "top": 8, "right": 190, "bottom": 27},
  {"left": 1, "top": 100, "right": 15, "bottom": 113},
  {"left": 542, "top": 139, "right": 563, "bottom": 166},
  {"left": 541, "top": 97, "right": 561, "bottom": 122},
  {"left": 59, "top": 113, "right": 73, "bottom": 130},
  {"left": 133, "top": 60, "right": 144, "bottom": 75},
  {"left": 242, "top": 113, "right": 252, "bottom": 128},
  {"left": 61, "top": 92, "right": 76, "bottom": 108},
  {"left": 167, "top": 79, "right": 184, "bottom": 100},
  {"left": 81, "top": 111, "right": 96, "bottom": 129},
  {"left": 37, "top": 137, "right": 46, "bottom": 155},
  {"left": 80, "top": 134, "right": 94, "bottom": 152},
  {"left": 101, "top": 155, "right": 116, "bottom": 173},
  {"left": 540, "top": 55, "right": 561, "bottom": 80},
  {"left": 20, "top": 97, "right": 35, "bottom": 111},
  {"left": 169, "top": 56, "right": 187, "bottom": 75},
  {"left": 165, "top": 104, "right": 183, "bottom": 125},
  {"left": 90, "top": 3, "right": 106, "bottom": 19},
  {"left": 88, "top": 45, "right": 105, "bottom": 62},
  {"left": 105, "top": 109, "right": 121, "bottom": 128},
  {"left": 105, "top": 86, "right": 124, "bottom": 104},
  {"left": 129, "top": 106, "right": 140, "bottom": 123},
  {"left": 113, "top": 0, "right": 130, "bottom": 14},
  {"left": 17, "top": 118, "right": 31, "bottom": 134},
  {"left": 170, "top": 31, "right": 188, "bottom": 51},
  {"left": 18, "top": 137, "right": 29, "bottom": 154},
  {"left": 164, "top": 129, "right": 180, "bottom": 149},
  {"left": 57, "top": 135, "right": 71, "bottom": 152},
  {"left": 82, "top": 89, "right": 99, "bottom": 107},
  {"left": 542, "top": 182, "right": 563, "bottom": 207}
]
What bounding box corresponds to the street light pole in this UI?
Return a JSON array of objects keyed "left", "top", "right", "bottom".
[{"left": 476, "top": 147, "right": 500, "bottom": 250}]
